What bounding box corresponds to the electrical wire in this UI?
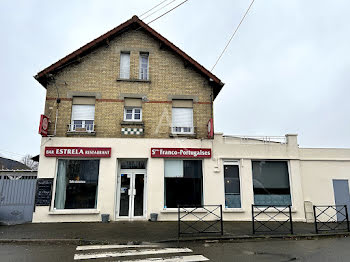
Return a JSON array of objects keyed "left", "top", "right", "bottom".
[
  {"left": 139, "top": 0, "right": 170, "bottom": 18},
  {"left": 147, "top": 0, "right": 189, "bottom": 25},
  {"left": 142, "top": 0, "right": 178, "bottom": 21},
  {"left": 211, "top": 0, "right": 255, "bottom": 71}
]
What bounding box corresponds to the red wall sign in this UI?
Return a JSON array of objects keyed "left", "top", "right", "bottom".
[
  {"left": 45, "top": 147, "right": 111, "bottom": 158},
  {"left": 151, "top": 148, "right": 211, "bottom": 158},
  {"left": 38, "top": 115, "right": 49, "bottom": 137},
  {"left": 207, "top": 118, "right": 214, "bottom": 139}
]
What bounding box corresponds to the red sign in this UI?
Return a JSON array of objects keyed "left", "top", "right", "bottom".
[
  {"left": 151, "top": 148, "right": 211, "bottom": 158},
  {"left": 207, "top": 118, "right": 214, "bottom": 139},
  {"left": 45, "top": 147, "right": 111, "bottom": 158},
  {"left": 38, "top": 115, "right": 49, "bottom": 137}
]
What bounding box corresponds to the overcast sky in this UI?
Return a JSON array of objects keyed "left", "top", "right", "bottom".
[{"left": 1, "top": 0, "right": 350, "bottom": 161}]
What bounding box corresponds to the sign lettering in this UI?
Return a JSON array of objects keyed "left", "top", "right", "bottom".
[
  {"left": 45, "top": 147, "right": 111, "bottom": 158},
  {"left": 151, "top": 148, "right": 211, "bottom": 158}
]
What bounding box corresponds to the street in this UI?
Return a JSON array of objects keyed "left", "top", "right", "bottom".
[{"left": 1, "top": 237, "right": 350, "bottom": 262}]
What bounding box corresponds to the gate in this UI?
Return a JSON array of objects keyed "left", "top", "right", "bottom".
[
  {"left": 0, "top": 171, "right": 37, "bottom": 224},
  {"left": 178, "top": 205, "right": 223, "bottom": 237},
  {"left": 313, "top": 205, "right": 350, "bottom": 233},
  {"left": 252, "top": 205, "right": 293, "bottom": 234}
]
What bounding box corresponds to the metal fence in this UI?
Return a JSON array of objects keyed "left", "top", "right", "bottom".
[
  {"left": 252, "top": 205, "right": 293, "bottom": 234},
  {"left": 313, "top": 205, "right": 350, "bottom": 233},
  {"left": 178, "top": 205, "right": 223, "bottom": 237},
  {"left": 0, "top": 172, "right": 37, "bottom": 224}
]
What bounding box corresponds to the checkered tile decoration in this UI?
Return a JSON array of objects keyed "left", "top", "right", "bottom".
[{"left": 121, "top": 128, "right": 144, "bottom": 135}]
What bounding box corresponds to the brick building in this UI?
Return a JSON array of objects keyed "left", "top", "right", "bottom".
[{"left": 33, "top": 16, "right": 350, "bottom": 224}]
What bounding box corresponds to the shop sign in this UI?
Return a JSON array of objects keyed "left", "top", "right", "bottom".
[
  {"left": 151, "top": 148, "right": 211, "bottom": 158},
  {"left": 45, "top": 147, "right": 111, "bottom": 158},
  {"left": 38, "top": 114, "right": 49, "bottom": 137},
  {"left": 207, "top": 118, "right": 214, "bottom": 139}
]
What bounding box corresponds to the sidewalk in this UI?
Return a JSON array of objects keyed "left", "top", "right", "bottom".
[{"left": 0, "top": 221, "right": 348, "bottom": 244}]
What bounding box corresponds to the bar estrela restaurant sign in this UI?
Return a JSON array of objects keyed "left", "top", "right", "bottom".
[
  {"left": 151, "top": 148, "right": 211, "bottom": 158},
  {"left": 45, "top": 147, "right": 111, "bottom": 158}
]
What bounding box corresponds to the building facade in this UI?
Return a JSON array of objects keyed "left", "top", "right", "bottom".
[{"left": 33, "top": 16, "right": 350, "bottom": 223}]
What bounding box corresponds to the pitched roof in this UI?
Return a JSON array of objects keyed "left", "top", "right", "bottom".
[
  {"left": 34, "top": 15, "right": 224, "bottom": 98},
  {"left": 0, "top": 157, "right": 30, "bottom": 170}
]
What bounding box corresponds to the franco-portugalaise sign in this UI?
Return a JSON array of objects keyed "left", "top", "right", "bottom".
[
  {"left": 151, "top": 148, "right": 211, "bottom": 158},
  {"left": 45, "top": 147, "right": 111, "bottom": 158}
]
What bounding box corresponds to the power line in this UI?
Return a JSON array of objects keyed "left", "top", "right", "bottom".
[
  {"left": 142, "top": 0, "right": 178, "bottom": 21},
  {"left": 139, "top": 0, "right": 171, "bottom": 19},
  {"left": 211, "top": 0, "right": 255, "bottom": 71},
  {"left": 147, "top": 0, "right": 189, "bottom": 25}
]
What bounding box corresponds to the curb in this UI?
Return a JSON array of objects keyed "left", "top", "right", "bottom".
[{"left": 0, "top": 232, "right": 349, "bottom": 245}]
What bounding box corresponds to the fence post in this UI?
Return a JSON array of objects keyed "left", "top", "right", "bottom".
[
  {"left": 178, "top": 205, "right": 180, "bottom": 238},
  {"left": 313, "top": 205, "right": 318, "bottom": 234},
  {"left": 220, "top": 204, "right": 223, "bottom": 236},
  {"left": 345, "top": 205, "right": 350, "bottom": 232},
  {"left": 252, "top": 204, "right": 255, "bottom": 234},
  {"left": 289, "top": 205, "right": 294, "bottom": 234}
]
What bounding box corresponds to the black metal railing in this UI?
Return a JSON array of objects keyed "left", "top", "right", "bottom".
[
  {"left": 252, "top": 205, "right": 293, "bottom": 234},
  {"left": 313, "top": 205, "right": 350, "bottom": 233},
  {"left": 178, "top": 205, "right": 223, "bottom": 237}
]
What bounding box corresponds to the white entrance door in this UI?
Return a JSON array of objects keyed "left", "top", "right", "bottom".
[{"left": 117, "top": 170, "right": 146, "bottom": 219}]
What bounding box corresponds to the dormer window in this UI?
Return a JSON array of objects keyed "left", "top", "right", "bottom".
[{"left": 139, "top": 52, "right": 149, "bottom": 80}]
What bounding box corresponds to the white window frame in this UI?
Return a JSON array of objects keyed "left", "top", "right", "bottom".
[
  {"left": 120, "top": 52, "right": 130, "bottom": 79},
  {"left": 70, "top": 104, "right": 95, "bottom": 132},
  {"left": 124, "top": 107, "right": 142, "bottom": 121},
  {"left": 139, "top": 53, "right": 149, "bottom": 80},
  {"left": 223, "top": 160, "right": 242, "bottom": 209},
  {"left": 171, "top": 107, "right": 194, "bottom": 134}
]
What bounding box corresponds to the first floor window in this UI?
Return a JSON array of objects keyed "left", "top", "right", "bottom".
[
  {"left": 54, "top": 159, "right": 100, "bottom": 209},
  {"left": 172, "top": 107, "right": 193, "bottom": 134},
  {"left": 224, "top": 161, "right": 241, "bottom": 208},
  {"left": 164, "top": 160, "right": 203, "bottom": 208},
  {"left": 71, "top": 104, "right": 95, "bottom": 132},
  {"left": 252, "top": 161, "right": 291, "bottom": 206},
  {"left": 124, "top": 107, "right": 142, "bottom": 121}
]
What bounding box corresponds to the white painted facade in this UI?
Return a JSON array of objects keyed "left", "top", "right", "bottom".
[{"left": 32, "top": 133, "right": 350, "bottom": 223}]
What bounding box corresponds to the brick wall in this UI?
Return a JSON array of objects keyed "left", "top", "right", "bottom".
[{"left": 44, "top": 29, "right": 214, "bottom": 139}]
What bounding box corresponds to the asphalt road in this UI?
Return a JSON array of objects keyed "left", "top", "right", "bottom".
[{"left": 1, "top": 237, "right": 350, "bottom": 262}]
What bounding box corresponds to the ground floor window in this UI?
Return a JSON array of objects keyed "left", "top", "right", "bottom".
[
  {"left": 252, "top": 160, "right": 291, "bottom": 206},
  {"left": 224, "top": 161, "right": 241, "bottom": 208},
  {"left": 164, "top": 160, "right": 203, "bottom": 208},
  {"left": 54, "top": 159, "right": 100, "bottom": 209}
]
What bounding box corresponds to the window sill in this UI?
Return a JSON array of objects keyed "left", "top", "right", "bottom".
[
  {"left": 121, "top": 121, "right": 144, "bottom": 126},
  {"left": 161, "top": 208, "right": 208, "bottom": 213},
  {"left": 169, "top": 133, "right": 196, "bottom": 138},
  {"left": 67, "top": 131, "right": 96, "bottom": 136},
  {"left": 223, "top": 208, "right": 245, "bottom": 213},
  {"left": 117, "top": 78, "right": 151, "bottom": 83},
  {"left": 49, "top": 209, "right": 100, "bottom": 215}
]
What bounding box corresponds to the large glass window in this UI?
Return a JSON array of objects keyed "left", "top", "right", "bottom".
[
  {"left": 224, "top": 161, "right": 241, "bottom": 208},
  {"left": 54, "top": 159, "right": 100, "bottom": 209},
  {"left": 164, "top": 160, "right": 203, "bottom": 208},
  {"left": 252, "top": 161, "right": 291, "bottom": 206}
]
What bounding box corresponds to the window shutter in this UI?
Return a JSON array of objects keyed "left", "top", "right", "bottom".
[
  {"left": 71, "top": 105, "right": 95, "bottom": 121},
  {"left": 124, "top": 98, "right": 142, "bottom": 107},
  {"left": 172, "top": 100, "right": 193, "bottom": 108},
  {"left": 120, "top": 53, "right": 130, "bottom": 79},
  {"left": 172, "top": 108, "right": 193, "bottom": 127}
]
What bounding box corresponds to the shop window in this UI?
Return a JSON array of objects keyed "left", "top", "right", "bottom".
[
  {"left": 139, "top": 52, "right": 149, "bottom": 80},
  {"left": 172, "top": 100, "right": 194, "bottom": 134},
  {"left": 252, "top": 161, "right": 291, "bottom": 206},
  {"left": 164, "top": 160, "right": 202, "bottom": 208},
  {"left": 120, "top": 52, "right": 130, "bottom": 79},
  {"left": 224, "top": 161, "right": 241, "bottom": 208},
  {"left": 54, "top": 159, "right": 100, "bottom": 209}
]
